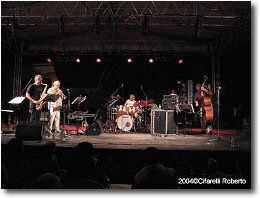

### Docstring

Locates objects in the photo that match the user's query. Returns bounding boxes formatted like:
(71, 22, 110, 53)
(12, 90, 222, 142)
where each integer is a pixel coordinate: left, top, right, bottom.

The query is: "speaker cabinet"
(86, 120, 103, 136)
(151, 109, 176, 135)
(15, 121, 44, 140)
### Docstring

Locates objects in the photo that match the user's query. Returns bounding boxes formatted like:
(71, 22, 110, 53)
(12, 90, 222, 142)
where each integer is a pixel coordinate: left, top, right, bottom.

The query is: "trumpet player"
(26, 74, 45, 121)
(47, 81, 65, 137)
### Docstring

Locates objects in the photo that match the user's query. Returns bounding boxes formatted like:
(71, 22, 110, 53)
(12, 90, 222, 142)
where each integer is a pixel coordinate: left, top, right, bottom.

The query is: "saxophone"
(36, 83, 48, 110)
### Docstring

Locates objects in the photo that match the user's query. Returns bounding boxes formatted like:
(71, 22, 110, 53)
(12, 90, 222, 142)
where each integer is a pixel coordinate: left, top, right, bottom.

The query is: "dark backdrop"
(1, 42, 251, 123)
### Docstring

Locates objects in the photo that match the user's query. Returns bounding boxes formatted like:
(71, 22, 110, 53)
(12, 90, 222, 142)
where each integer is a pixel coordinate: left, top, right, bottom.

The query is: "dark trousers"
(30, 108, 41, 122)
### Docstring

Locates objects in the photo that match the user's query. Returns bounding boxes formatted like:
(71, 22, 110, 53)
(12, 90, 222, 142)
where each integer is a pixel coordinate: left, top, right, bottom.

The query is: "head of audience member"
(31, 173, 62, 189)
(74, 142, 96, 166)
(7, 138, 24, 161)
(205, 158, 219, 175)
(143, 147, 160, 165)
(40, 141, 57, 161)
(1, 165, 9, 188)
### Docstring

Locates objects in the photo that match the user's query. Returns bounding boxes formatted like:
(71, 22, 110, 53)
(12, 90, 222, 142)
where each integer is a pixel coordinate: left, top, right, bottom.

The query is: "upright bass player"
(194, 75, 214, 135)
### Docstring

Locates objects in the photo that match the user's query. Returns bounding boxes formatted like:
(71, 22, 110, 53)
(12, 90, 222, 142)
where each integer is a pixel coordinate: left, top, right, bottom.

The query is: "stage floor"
(1, 129, 250, 151)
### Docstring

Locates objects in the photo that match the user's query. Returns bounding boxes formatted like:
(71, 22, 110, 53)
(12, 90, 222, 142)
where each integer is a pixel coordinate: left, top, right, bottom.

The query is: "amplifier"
(162, 99, 176, 110)
(162, 95, 178, 110)
(151, 109, 176, 136)
(178, 104, 195, 113)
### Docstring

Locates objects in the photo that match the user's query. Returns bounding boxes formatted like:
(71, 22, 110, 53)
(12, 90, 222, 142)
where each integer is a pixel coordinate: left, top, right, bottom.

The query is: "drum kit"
(105, 96, 154, 132)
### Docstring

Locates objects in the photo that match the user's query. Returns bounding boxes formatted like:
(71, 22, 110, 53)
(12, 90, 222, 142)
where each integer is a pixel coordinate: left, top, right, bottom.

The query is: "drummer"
(124, 94, 136, 108)
(170, 89, 179, 103)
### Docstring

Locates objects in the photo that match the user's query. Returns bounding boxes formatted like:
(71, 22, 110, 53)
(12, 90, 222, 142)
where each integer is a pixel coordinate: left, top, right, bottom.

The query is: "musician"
(194, 83, 213, 134)
(26, 74, 45, 121)
(124, 94, 136, 108)
(170, 89, 179, 104)
(170, 90, 176, 96)
(47, 81, 65, 136)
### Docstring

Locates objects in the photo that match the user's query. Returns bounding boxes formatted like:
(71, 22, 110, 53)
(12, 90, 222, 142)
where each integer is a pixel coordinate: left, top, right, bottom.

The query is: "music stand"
(71, 96, 86, 134)
(42, 94, 59, 102)
(72, 96, 86, 109)
(8, 96, 26, 105)
(7, 97, 27, 128)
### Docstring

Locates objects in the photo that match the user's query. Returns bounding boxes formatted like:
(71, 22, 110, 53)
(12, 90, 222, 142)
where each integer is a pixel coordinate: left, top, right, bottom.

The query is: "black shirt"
(26, 84, 45, 108)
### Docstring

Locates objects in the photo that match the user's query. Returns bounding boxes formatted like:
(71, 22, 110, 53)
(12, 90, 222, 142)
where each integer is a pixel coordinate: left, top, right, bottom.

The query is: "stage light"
(127, 58, 132, 63)
(96, 58, 101, 63)
(149, 58, 154, 63)
(76, 58, 81, 63)
(178, 59, 183, 64)
(47, 58, 52, 63)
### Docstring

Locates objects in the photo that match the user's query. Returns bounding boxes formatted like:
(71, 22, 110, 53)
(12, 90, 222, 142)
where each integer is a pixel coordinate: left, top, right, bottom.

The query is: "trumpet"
(58, 89, 67, 99)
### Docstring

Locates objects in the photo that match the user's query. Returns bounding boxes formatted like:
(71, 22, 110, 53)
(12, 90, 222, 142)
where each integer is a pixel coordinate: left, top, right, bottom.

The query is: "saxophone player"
(47, 81, 65, 137)
(26, 74, 46, 121)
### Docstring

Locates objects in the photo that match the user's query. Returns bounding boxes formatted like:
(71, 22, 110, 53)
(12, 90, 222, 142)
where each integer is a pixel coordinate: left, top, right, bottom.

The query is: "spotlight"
(76, 58, 81, 63)
(96, 58, 101, 63)
(47, 58, 52, 63)
(127, 58, 132, 63)
(178, 59, 183, 64)
(149, 58, 154, 63)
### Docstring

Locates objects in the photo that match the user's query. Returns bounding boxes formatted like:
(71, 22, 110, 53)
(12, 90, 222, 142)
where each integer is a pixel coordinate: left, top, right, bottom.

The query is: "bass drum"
(117, 114, 133, 132)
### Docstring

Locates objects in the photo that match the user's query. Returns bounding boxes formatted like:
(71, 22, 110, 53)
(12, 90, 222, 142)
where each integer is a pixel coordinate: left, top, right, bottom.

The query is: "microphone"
(141, 85, 143, 91)
(121, 83, 124, 88)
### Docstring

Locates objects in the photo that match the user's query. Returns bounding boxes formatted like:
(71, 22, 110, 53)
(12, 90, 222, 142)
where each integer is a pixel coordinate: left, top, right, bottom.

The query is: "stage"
(1, 128, 250, 152)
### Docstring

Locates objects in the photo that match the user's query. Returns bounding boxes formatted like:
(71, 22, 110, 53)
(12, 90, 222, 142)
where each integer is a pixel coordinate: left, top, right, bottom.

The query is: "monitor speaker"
(15, 121, 45, 140)
(86, 120, 103, 136)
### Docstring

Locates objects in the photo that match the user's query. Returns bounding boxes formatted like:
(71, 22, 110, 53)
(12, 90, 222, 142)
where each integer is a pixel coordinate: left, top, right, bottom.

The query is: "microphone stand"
(20, 78, 33, 96)
(208, 84, 221, 145)
(13, 77, 32, 124)
(110, 83, 123, 99)
(216, 85, 221, 140)
(141, 86, 148, 132)
(67, 89, 71, 135)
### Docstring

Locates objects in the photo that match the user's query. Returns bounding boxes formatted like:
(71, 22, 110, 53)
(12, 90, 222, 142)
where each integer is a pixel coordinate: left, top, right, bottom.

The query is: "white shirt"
(125, 99, 136, 108)
(47, 87, 62, 110)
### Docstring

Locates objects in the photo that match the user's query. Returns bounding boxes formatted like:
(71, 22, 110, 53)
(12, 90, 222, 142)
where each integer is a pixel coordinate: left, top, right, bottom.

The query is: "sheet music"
(8, 97, 26, 104)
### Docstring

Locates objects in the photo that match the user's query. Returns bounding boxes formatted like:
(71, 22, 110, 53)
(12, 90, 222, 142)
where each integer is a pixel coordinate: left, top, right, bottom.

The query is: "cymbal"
(148, 99, 155, 104)
(134, 100, 147, 107)
(133, 101, 141, 107)
(112, 96, 123, 99)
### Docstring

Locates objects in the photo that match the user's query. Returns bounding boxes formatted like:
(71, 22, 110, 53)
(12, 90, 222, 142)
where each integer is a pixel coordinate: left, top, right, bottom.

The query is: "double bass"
(200, 76, 214, 123)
